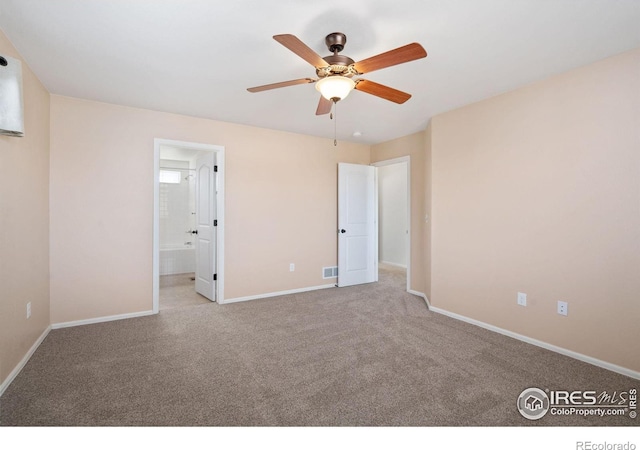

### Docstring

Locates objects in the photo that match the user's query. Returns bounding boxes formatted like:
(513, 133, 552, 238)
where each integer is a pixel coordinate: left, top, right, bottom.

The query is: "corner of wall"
(423, 122, 432, 301)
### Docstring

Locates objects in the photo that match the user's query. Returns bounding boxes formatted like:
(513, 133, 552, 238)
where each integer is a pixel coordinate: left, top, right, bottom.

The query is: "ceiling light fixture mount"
(325, 32, 347, 53)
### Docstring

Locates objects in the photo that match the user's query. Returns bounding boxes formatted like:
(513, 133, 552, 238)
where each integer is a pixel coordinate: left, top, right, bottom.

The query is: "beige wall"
(0, 32, 50, 385)
(371, 131, 427, 296)
(431, 49, 640, 371)
(50, 95, 370, 323)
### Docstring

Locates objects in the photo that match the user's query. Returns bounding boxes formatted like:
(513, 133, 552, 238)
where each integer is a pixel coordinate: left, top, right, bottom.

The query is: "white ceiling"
(1, 0, 638, 144)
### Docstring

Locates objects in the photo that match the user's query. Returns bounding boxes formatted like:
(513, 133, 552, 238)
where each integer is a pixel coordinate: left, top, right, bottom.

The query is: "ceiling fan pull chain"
(333, 101, 338, 146)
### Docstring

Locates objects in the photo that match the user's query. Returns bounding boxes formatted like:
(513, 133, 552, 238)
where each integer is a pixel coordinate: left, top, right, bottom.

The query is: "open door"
(195, 152, 217, 301)
(338, 163, 377, 287)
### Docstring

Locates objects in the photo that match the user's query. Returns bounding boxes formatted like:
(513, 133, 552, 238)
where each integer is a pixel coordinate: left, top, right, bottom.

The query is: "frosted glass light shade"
(315, 76, 356, 101)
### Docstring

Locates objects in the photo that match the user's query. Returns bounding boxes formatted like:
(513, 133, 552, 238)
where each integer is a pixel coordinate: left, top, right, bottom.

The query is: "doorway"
(153, 139, 225, 313)
(373, 157, 410, 292)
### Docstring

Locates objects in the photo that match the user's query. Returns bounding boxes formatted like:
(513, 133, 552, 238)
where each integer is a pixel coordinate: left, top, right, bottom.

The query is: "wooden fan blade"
(316, 96, 332, 115)
(355, 80, 412, 104)
(353, 43, 427, 74)
(247, 78, 315, 93)
(273, 34, 328, 69)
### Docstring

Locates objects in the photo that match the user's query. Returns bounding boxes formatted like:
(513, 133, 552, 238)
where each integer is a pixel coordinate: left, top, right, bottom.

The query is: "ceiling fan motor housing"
(317, 54, 357, 78)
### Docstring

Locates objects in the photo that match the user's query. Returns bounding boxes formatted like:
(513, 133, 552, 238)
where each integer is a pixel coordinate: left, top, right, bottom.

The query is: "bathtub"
(160, 245, 195, 275)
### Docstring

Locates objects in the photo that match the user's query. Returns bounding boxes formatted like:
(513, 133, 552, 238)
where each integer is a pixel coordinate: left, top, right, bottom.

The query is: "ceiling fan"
(247, 33, 427, 115)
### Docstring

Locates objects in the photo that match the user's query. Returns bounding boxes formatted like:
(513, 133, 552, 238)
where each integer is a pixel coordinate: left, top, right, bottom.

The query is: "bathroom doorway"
(152, 139, 225, 313)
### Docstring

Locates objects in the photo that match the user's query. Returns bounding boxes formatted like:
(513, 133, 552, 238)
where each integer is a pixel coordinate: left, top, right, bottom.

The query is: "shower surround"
(159, 159, 196, 275)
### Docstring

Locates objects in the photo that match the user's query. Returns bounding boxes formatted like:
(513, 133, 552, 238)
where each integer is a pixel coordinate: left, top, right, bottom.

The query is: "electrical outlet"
(289, 263, 295, 272)
(517, 292, 527, 307)
(26, 302, 31, 319)
(557, 301, 568, 316)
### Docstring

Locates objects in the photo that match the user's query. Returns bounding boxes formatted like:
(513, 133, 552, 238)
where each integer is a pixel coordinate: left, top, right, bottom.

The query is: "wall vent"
(323, 266, 338, 279)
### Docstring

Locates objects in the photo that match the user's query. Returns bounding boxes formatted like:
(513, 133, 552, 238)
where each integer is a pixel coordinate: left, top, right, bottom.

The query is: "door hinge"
(213, 274, 217, 281)
(214, 165, 218, 172)
(213, 219, 217, 226)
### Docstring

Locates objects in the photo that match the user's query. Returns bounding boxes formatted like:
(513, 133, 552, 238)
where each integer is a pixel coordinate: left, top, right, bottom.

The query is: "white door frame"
(153, 138, 225, 313)
(372, 156, 411, 292)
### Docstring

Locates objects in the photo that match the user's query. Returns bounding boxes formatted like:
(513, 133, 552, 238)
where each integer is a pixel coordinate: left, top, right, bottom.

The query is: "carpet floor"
(1, 267, 636, 426)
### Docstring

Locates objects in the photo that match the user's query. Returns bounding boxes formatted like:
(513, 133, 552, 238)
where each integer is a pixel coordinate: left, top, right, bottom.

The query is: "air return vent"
(323, 266, 338, 279)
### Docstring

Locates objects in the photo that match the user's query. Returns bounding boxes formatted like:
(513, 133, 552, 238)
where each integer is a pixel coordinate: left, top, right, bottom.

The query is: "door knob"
(340, 229, 346, 233)
(191, 230, 198, 234)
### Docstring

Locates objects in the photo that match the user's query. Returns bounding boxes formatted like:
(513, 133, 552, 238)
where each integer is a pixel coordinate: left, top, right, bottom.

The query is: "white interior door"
(338, 163, 377, 287)
(195, 152, 216, 301)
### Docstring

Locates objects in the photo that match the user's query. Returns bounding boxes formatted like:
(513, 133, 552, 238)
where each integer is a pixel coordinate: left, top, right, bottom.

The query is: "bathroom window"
(159, 170, 181, 184)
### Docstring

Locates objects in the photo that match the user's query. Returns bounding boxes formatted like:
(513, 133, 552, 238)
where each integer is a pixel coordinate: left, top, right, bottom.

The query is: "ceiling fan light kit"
(315, 76, 356, 102)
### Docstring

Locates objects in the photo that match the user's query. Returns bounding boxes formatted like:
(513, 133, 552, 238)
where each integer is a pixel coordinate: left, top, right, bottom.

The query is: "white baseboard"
(0, 325, 51, 397)
(51, 310, 156, 329)
(430, 306, 640, 380)
(408, 289, 431, 308)
(223, 284, 335, 304)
